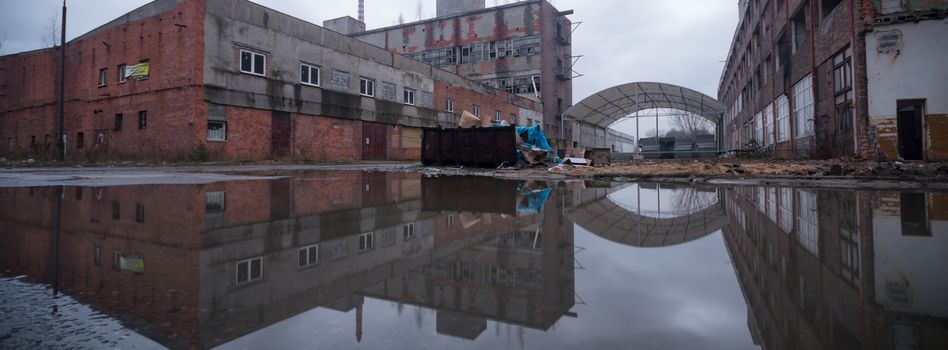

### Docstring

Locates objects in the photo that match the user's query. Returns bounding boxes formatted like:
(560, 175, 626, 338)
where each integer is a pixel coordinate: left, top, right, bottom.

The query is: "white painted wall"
(866, 19, 948, 118)
(873, 217, 948, 318)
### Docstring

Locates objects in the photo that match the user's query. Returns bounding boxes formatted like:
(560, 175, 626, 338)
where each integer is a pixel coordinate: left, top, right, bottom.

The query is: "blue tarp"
(517, 188, 552, 214)
(515, 126, 562, 164)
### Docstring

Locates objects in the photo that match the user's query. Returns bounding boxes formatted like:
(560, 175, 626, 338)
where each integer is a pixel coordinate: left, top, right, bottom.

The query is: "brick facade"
(0, 0, 538, 162)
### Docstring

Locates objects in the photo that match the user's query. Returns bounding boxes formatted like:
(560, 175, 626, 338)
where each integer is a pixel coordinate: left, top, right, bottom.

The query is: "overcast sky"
(0, 0, 737, 136)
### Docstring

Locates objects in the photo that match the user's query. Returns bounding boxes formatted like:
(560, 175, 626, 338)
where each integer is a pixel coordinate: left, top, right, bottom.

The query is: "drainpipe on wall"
(849, 0, 860, 156)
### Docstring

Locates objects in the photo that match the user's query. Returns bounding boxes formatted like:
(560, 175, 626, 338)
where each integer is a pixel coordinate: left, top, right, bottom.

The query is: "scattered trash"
(23, 159, 34, 164)
(458, 111, 481, 129)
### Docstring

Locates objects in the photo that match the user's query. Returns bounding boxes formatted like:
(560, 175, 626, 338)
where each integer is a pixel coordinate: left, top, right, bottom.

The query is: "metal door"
(362, 123, 387, 161)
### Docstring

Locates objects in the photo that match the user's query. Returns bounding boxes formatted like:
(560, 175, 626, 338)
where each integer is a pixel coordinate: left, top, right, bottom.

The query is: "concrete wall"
(437, 0, 486, 17)
(866, 19, 948, 160)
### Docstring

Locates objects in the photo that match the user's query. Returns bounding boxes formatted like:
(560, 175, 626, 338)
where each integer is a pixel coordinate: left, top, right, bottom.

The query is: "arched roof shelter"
(564, 82, 725, 128)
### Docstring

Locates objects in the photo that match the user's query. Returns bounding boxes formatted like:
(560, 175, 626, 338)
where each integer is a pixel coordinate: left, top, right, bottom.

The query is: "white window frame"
(792, 75, 814, 138)
(403, 223, 415, 240)
(779, 187, 793, 233)
(236, 256, 263, 285)
(797, 190, 819, 257)
(446, 214, 454, 227)
(118, 64, 127, 83)
(494, 110, 502, 121)
(98, 68, 108, 87)
(755, 111, 763, 143)
(300, 63, 320, 87)
(764, 102, 775, 146)
(358, 232, 374, 252)
(473, 105, 481, 117)
(299, 244, 319, 268)
(403, 88, 416, 106)
(446, 99, 454, 112)
(206, 191, 226, 213)
(776, 94, 791, 142)
(359, 78, 375, 97)
(208, 121, 227, 142)
(239, 49, 266, 77)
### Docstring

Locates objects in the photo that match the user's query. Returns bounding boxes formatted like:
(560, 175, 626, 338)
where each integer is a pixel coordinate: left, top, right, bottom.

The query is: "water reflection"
(0, 175, 946, 349)
(721, 187, 948, 350)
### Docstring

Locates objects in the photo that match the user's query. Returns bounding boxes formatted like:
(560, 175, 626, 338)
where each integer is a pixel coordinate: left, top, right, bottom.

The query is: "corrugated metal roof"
(565, 82, 725, 128)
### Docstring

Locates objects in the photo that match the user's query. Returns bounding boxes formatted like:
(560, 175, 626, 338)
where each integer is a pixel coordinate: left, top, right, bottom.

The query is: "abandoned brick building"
(718, 0, 948, 160)
(0, 0, 547, 161)
(339, 0, 576, 144)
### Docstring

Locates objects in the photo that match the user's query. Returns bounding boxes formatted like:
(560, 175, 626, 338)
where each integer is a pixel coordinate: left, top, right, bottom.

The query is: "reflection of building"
(0, 174, 576, 348)
(721, 187, 948, 350)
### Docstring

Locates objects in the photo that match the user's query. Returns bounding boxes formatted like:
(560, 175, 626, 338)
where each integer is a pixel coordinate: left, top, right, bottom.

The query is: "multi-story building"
(718, 0, 948, 160)
(0, 0, 540, 161)
(341, 0, 575, 145)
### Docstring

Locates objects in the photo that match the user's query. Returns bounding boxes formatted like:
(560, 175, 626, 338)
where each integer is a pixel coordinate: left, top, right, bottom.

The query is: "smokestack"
(358, 0, 365, 22)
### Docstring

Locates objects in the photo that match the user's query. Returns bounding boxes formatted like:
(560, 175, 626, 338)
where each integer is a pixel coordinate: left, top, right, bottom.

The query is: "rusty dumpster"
(422, 127, 519, 167)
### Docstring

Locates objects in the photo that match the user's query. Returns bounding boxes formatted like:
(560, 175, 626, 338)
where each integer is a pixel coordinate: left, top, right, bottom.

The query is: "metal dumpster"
(422, 127, 519, 167)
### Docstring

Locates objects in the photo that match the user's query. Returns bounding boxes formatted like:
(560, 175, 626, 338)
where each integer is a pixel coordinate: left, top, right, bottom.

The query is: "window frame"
(300, 62, 320, 87)
(98, 68, 108, 87)
(359, 78, 375, 97)
(208, 121, 227, 142)
(403, 223, 415, 241)
(298, 244, 319, 268)
(358, 232, 375, 252)
(239, 49, 267, 77)
(138, 111, 147, 130)
(403, 88, 416, 106)
(235, 256, 264, 285)
(446, 98, 454, 112)
(473, 105, 481, 117)
(118, 64, 127, 83)
(792, 75, 815, 139)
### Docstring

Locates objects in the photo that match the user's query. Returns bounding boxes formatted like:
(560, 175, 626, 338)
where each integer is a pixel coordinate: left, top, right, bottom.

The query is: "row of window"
(97, 60, 150, 87)
(239, 48, 424, 106)
(402, 35, 541, 67)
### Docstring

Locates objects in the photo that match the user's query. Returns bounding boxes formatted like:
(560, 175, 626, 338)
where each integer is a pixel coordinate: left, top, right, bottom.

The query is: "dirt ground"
(549, 159, 948, 179)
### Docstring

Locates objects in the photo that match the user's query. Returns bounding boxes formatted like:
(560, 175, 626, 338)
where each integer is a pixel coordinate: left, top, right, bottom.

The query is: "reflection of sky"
(218, 225, 758, 350)
(607, 184, 718, 219)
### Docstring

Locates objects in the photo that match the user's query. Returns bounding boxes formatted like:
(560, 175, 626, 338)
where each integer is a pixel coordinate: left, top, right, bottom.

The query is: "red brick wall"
(0, 0, 206, 160)
(204, 105, 271, 161)
(292, 115, 362, 162)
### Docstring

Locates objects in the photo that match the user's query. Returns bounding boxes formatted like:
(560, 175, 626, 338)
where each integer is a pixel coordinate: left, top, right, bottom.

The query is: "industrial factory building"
(718, 0, 948, 160)
(0, 0, 548, 161)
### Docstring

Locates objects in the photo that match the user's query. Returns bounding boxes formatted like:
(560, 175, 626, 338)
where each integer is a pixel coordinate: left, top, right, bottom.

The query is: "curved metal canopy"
(564, 82, 725, 128)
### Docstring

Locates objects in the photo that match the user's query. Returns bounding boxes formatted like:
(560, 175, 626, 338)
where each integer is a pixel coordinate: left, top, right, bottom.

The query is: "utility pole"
(56, 0, 67, 161)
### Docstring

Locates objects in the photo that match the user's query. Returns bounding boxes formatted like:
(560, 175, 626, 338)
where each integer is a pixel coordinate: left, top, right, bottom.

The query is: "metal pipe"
(56, 0, 67, 161)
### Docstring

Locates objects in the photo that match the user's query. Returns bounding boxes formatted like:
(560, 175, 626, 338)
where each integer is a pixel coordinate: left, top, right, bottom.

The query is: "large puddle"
(1, 172, 946, 349)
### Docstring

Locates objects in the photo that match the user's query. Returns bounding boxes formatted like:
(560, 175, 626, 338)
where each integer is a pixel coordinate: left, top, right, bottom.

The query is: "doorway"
(897, 100, 925, 160)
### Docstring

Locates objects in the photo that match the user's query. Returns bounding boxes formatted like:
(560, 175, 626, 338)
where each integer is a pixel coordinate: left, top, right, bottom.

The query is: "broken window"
(239, 49, 266, 76)
(114, 114, 123, 131)
(359, 78, 375, 97)
(792, 74, 814, 138)
(98, 68, 108, 87)
(138, 111, 147, 130)
(403, 88, 415, 105)
(300, 63, 320, 86)
(791, 6, 808, 53)
(834, 47, 854, 132)
(236, 257, 263, 285)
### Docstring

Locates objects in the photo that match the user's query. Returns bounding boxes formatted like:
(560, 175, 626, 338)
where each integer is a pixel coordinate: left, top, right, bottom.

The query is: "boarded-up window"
(401, 127, 422, 148)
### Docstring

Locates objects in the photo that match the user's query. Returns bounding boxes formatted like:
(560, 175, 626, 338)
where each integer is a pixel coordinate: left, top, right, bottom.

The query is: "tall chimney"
(358, 0, 365, 22)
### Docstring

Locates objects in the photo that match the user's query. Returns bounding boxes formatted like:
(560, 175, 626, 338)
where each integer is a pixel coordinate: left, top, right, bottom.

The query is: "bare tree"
(397, 13, 405, 24)
(42, 11, 61, 48)
(671, 113, 713, 140)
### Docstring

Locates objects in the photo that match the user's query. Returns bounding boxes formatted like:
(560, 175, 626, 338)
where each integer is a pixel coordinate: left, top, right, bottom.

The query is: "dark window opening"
(897, 100, 926, 160)
(77, 132, 84, 149)
(135, 203, 145, 223)
(900, 193, 930, 236)
(112, 201, 121, 220)
(114, 114, 123, 131)
(75, 187, 83, 201)
(792, 6, 808, 53)
(822, 0, 843, 18)
(138, 111, 147, 129)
